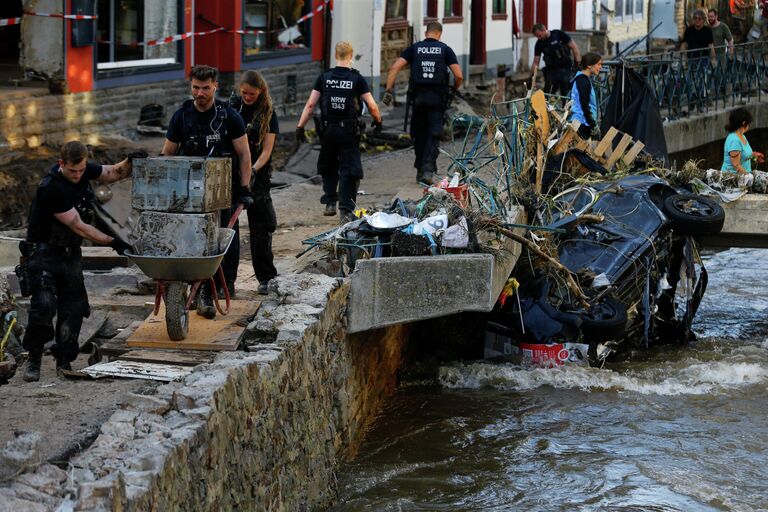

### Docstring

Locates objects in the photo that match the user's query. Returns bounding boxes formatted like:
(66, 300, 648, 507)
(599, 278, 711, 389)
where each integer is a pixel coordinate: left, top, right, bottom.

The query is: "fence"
(598, 40, 768, 120)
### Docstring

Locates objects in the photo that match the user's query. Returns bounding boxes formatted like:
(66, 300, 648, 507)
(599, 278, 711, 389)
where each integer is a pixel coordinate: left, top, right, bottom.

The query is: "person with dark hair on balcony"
(569, 53, 603, 140)
(708, 9, 734, 60)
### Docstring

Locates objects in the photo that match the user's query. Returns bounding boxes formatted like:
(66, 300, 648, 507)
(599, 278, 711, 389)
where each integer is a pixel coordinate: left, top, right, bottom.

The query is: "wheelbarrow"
(125, 204, 245, 341)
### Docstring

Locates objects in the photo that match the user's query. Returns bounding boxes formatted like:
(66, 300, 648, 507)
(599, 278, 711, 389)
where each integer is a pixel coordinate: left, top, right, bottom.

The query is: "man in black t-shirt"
(21, 141, 137, 382)
(162, 65, 252, 318)
(383, 22, 463, 184)
(297, 41, 382, 222)
(531, 24, 581, 97)
(681, 9, 716, 62)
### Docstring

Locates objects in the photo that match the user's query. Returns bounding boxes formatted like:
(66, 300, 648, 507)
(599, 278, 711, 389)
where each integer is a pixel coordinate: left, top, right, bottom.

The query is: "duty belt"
(23, 241, 81, 258)
(323, 119, 355, 128)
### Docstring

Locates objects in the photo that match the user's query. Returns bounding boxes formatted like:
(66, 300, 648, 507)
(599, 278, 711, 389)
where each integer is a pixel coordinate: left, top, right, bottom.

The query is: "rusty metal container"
(132, 157, 231, 213)
(133, 211, 219, 257)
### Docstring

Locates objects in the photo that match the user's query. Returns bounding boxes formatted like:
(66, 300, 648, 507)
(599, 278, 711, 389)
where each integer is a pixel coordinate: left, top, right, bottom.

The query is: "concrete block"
(347, 207, 526, 333)
(134, 211, 218, 257)
(132, 157, 231, 213)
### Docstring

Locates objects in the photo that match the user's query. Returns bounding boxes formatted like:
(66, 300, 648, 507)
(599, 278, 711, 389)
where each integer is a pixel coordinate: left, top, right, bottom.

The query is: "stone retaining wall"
(0, 273, 410, 510)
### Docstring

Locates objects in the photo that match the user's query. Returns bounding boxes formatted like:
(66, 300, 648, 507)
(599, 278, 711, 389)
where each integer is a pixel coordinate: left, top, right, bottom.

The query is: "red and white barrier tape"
(0, 11, 98, 26)
(144, 26, 224, 47)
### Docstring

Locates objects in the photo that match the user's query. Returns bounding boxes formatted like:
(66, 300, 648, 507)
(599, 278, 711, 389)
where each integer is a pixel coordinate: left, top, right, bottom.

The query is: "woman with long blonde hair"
(231, 69, 278, 295)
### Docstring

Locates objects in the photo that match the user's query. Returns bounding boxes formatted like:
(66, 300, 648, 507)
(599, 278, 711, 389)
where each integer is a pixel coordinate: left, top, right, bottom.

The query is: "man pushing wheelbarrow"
(127, 155, 252, 341)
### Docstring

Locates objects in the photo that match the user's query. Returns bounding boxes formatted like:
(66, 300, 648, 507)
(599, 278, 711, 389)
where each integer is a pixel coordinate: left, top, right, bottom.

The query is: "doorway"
(0, 0, 23, 83)
(470, 0, 486, 66)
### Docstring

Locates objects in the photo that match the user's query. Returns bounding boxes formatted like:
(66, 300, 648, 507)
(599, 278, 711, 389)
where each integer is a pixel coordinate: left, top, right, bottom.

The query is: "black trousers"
(317, 123, 362, 213)
(544, 67, 573, 97)
(247, 171, 277, 284)
(411, 92, 446, 177)
(22, 248, 89, 363)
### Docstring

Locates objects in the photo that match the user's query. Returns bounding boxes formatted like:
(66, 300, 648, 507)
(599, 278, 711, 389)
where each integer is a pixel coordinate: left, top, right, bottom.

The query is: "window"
(493, 0, 506, 15)
(424, 0, 438, 19)
(387, 0, 408, 20)
(615, 0, 643, 23)
(445, 0, 462, 18)
(243, 0, 312, 57)
(97, 0, 181, 70)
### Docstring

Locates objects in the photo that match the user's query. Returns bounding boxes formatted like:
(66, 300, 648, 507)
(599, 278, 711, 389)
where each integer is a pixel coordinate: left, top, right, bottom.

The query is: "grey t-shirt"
(710, 23, 732, 50)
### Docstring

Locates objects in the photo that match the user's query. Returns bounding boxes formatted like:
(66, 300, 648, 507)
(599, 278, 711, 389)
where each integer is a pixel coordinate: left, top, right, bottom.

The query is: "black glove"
(295, 127, 307, 144)
(127, 149, 149, 161)
(108, 238, 133, 256)
(372, 120, 383, 134)
(382, 89, 394, 107)
(234, 184, 254, 208)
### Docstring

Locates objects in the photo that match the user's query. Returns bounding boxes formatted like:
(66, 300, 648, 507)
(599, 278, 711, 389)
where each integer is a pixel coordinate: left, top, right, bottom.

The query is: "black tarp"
(601, 65, 669, 164)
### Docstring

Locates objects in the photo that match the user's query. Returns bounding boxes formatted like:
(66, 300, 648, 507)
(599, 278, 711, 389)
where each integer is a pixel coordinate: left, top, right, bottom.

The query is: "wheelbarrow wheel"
(164, 282, 189, 341)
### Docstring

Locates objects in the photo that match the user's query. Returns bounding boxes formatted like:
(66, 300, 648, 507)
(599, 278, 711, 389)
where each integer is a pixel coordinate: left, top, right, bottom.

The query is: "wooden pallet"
(125, 300, 258, 351)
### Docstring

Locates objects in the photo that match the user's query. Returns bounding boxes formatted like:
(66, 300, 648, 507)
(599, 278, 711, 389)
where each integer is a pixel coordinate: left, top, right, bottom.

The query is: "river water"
(332, 248, 768, 511)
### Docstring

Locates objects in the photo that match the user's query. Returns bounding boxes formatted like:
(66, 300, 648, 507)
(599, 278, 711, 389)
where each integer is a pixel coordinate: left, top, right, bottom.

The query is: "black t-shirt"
(166, 100, 246, 158)
(312, 68, 371, 96)
(534, 29, 573, 69)
(401, 38, 459, 95)
(401, 39, 459, 66)
(235, 102, 280, 166)
(683, 26, 714, 59)
(27, 162, 102, 243)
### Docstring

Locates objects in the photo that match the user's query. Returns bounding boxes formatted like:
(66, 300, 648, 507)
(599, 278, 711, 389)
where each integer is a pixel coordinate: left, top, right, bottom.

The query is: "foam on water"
(438, 358, 768, 395)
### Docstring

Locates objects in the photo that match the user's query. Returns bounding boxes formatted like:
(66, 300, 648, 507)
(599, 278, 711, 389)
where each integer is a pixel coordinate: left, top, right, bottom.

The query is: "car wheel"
(662, 194, 725, 235)
(581, 296, 628, 341)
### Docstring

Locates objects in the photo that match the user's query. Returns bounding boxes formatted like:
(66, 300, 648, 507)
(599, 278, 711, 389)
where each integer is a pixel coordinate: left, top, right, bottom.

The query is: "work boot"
(339, 210, 356, 225)
(196, 284, 216, 319)
(56, 360, 72, 377)
(23, 353, 41, 382)
(257, 280, 269, 296)
(323, 203, 337, 216)
(417, 172, 438, 186)
(217, 280, 235, 299)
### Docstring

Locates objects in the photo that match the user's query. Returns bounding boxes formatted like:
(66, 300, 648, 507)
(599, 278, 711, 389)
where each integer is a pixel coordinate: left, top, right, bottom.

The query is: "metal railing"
(597, 41, 768, 120)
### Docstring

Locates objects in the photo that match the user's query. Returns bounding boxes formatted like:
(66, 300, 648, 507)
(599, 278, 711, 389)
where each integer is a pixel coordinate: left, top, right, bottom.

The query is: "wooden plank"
(119, 349, 214, 366)
(126, 300, 258, 351)
(604, 134, 633, 170)
(535, 142, 544, 194)
(99, 321, 143, 361)
(592, 127, 619, 158)
(81, 360, 193, 382)
(551, 124, 577, 155)
(621, 141, 645, 167)
(530, 89, 550, 141)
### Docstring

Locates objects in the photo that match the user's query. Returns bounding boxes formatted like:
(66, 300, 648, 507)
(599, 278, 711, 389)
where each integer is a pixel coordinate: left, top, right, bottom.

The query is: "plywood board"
(81, 360, 193, 382)
(530, 90, 550, 140)
(126, 300, 258, 351)
(119, 349, 215, 366)
(593, 127, 618, 158)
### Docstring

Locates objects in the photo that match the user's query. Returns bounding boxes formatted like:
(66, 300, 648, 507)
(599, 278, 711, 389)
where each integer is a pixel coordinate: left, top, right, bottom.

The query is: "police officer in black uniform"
(531, 23, 582, 97)
(20, 141, 137, 382)
(296, 41, 382, 222)
(162, 65, 252, 318)
(383, 22, 463, 185)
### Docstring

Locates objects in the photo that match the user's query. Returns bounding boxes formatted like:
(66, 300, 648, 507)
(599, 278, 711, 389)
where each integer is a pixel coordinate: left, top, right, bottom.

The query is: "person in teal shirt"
(721, 107, 764, 175)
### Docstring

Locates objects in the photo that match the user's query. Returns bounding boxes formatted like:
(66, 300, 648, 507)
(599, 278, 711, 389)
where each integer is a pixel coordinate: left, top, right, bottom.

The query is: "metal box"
(132, 157, 231, 213)
(133, 211, 219, 257)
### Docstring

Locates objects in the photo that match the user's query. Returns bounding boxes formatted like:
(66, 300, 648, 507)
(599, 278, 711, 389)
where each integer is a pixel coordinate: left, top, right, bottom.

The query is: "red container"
(425, 183, 470, 207)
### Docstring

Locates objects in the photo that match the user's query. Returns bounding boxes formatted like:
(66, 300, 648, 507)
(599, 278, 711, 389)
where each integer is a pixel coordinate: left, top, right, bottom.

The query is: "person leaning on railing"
(681, 9, 716, 65)
(721, 107, 765, 188)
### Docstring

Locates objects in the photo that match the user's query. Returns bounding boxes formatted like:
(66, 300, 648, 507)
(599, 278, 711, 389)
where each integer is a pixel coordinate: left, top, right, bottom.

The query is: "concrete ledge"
(702, 193, 768, 248)
(664, 99, 768, 154)
(348, 207, 526, 334)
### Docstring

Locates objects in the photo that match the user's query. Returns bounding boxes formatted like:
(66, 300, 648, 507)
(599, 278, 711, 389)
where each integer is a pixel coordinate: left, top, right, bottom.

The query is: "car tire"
(581, 296, 628, 341)
(662, 194, 725, 235)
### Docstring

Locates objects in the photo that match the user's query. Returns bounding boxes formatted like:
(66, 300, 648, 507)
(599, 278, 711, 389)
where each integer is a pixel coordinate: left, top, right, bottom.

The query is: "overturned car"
(486, 174, 725, 366)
